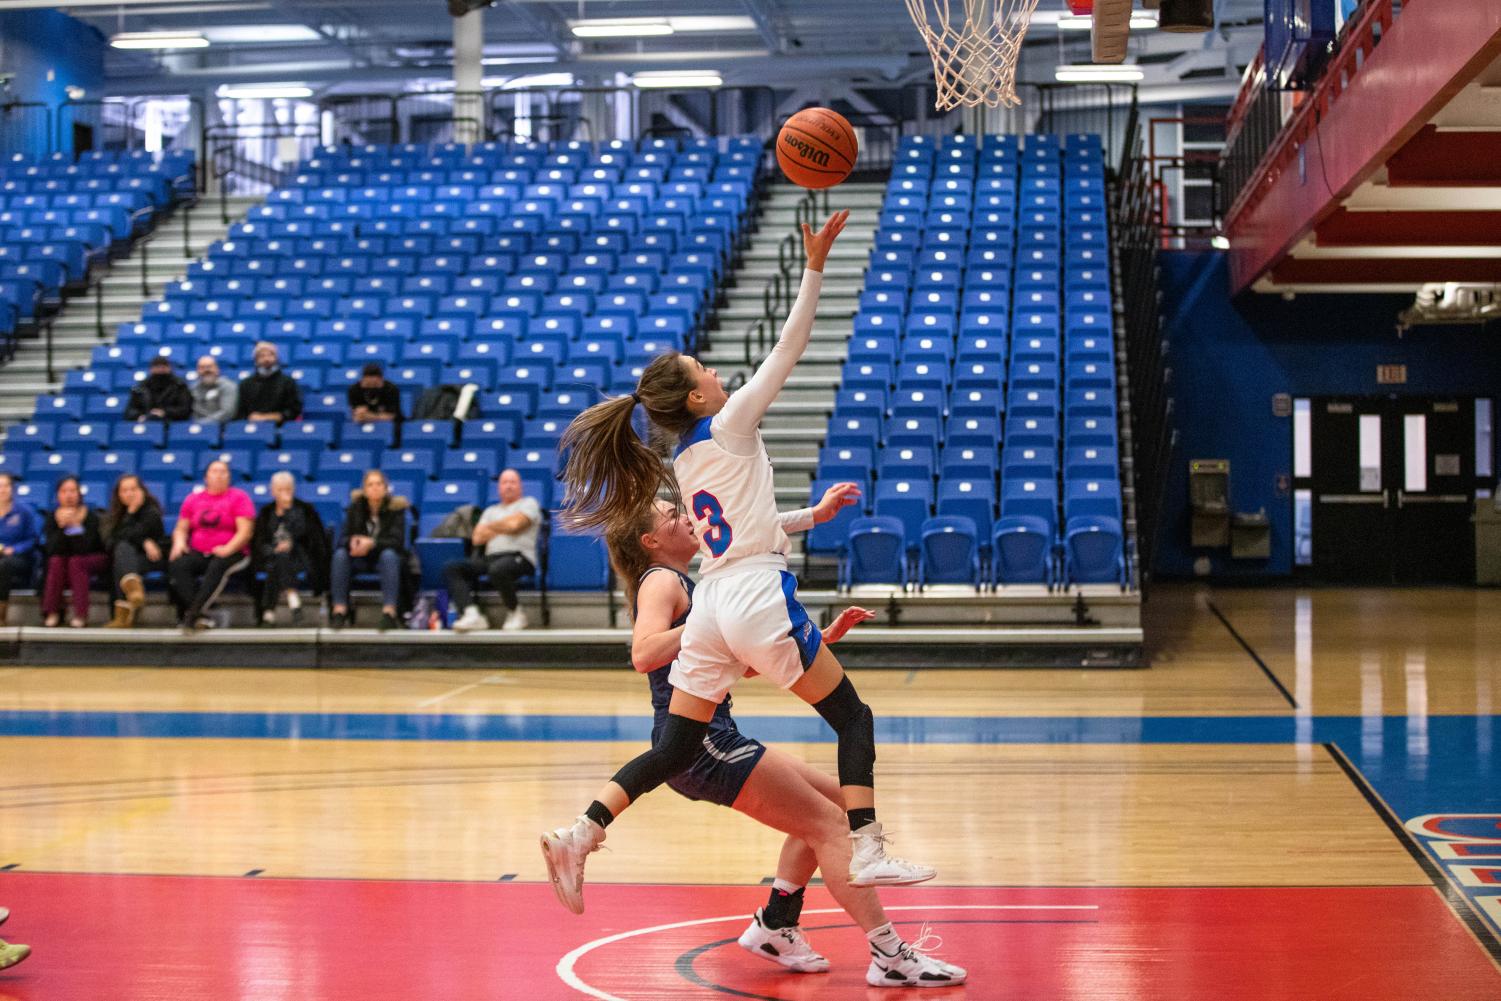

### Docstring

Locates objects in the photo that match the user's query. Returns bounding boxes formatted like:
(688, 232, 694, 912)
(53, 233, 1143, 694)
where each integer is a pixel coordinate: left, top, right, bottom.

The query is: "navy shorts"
(657, 715, 767, 808)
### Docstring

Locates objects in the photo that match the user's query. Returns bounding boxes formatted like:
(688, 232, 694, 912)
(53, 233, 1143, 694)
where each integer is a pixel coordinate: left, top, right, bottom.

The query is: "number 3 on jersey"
(691, 490, 734, 557)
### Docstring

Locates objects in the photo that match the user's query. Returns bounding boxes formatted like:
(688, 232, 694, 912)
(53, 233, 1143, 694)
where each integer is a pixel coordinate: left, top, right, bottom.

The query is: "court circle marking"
(556, 903, 1100, 1000)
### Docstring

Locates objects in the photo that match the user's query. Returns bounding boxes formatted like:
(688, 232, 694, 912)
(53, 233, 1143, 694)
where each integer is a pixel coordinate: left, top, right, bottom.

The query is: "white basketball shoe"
(539, 815, 606, 914)
(849, 822, 936, 886)
(737, 908, 831, 973)
(867, 927, 967, 988)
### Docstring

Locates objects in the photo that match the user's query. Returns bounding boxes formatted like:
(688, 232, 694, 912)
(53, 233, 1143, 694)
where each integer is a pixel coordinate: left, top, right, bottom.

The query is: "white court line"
(415, 672, 512, 709)
(557, 903, 1100, 1001)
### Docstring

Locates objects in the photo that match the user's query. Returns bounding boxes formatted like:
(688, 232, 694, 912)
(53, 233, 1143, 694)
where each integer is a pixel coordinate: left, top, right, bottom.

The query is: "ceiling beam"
(1314, 208, 1501, 247)
(1386, 125, 1501, 187)
(739, 0, 784, 54)
(1270, 257, 1501, 285)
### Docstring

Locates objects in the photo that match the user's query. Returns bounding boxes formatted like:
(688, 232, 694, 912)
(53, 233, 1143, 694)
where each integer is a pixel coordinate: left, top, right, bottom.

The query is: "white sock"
(771, 877, 803, 896)
(866, 921, 902, 956)
(465, 605, 481, 617)
(286, 591, 301, 610)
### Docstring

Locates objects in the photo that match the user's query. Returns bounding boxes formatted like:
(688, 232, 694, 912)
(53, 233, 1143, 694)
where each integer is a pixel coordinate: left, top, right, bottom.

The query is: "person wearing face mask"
(235, 342, 303, 424)
(41, 476, 107, 628)
(191, 355, 239, 424)
(0, 473, 43, 625)
(123, 354, 192, 422)
(251, 471, 330, 627)
(168, 460, 255, 631)
(445, 469, 542, 633)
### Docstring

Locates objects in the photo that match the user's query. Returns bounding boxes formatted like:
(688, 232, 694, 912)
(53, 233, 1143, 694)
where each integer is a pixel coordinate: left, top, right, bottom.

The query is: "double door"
(1304, 396, 1477, 583)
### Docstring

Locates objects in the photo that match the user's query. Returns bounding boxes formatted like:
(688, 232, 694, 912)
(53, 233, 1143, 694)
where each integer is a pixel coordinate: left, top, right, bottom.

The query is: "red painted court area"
(0, 873, 1497, 1000)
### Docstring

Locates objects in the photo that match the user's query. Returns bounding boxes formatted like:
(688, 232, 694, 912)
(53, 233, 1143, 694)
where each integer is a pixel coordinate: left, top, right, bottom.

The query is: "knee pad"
(812, 676, 875, 787)
(611, 713, 708, 802)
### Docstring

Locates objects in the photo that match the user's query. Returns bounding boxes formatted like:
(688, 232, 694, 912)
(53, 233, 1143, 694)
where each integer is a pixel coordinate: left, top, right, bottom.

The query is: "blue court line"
(0, 708, 1494, 752)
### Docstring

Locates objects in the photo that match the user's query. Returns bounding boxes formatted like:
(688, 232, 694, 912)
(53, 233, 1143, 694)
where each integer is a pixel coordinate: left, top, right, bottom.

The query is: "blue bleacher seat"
(918, 515, 981, 587)
(839, 516, 908, 589)
(1064, 515, 1125, 586)
(993, 516, 1055, 587)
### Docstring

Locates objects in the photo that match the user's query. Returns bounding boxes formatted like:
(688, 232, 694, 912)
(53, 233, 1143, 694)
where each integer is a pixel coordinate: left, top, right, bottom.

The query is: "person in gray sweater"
(191, 356, 238, 423)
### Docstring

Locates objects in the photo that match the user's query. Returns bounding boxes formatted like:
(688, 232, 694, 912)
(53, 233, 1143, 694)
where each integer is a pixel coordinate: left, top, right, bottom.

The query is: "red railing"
(1220, 0, 1403, 228)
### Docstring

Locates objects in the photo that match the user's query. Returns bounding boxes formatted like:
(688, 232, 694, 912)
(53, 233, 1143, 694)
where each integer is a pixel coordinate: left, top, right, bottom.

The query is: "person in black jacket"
(41, 476, 107, 628)
(235, 342, 302, 423)
(328, 469, 408, 631)
(251, 471, 330, 626)
(124, 354, 192, 422)
(103, 474, 167, 629)
(347, 362, 403, 424)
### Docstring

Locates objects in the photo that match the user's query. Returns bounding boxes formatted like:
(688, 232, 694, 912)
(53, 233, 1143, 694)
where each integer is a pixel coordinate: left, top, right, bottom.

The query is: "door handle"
(1397, 493, 1470, 505)
(1318, 494, 1386, 504)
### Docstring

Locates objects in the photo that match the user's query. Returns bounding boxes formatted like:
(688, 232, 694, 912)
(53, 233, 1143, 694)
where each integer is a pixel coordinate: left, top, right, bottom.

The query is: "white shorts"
(670, 568, 823, 704)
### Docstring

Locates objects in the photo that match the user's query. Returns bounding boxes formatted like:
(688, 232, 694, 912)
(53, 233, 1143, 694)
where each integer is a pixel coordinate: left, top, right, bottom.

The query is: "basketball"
(776, 107, 858, 189)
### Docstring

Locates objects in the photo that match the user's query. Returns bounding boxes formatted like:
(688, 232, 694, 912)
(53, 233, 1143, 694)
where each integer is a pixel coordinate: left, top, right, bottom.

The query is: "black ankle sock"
(847, 807, 877, 831)
(584, 801, 614, 829)
(762, 886, 805, 930)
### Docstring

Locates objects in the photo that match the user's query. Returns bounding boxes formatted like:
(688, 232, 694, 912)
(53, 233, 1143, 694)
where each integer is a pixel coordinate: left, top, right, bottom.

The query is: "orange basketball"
(776, 108, 858, 189)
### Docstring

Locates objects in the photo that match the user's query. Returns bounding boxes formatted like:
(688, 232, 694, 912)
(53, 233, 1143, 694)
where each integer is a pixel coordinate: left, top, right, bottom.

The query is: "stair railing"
(744, 186, 828, 367)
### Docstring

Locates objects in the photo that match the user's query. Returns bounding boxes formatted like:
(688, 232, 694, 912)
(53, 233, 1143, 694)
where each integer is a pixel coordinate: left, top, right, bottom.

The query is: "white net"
(905, 0, 1043, 110)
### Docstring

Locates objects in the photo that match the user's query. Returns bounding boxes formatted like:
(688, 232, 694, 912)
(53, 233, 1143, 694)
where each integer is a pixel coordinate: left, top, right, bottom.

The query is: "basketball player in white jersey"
(542, 211, 936, 922)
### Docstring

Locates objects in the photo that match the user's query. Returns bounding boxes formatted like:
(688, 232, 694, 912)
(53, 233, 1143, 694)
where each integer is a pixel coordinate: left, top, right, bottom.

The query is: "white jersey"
(670, 268, 823, 581)
(674, 417, 789, 578)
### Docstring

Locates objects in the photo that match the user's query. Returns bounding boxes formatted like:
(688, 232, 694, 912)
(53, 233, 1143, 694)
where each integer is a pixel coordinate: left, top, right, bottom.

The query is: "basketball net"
(906, 0, 1042, 110)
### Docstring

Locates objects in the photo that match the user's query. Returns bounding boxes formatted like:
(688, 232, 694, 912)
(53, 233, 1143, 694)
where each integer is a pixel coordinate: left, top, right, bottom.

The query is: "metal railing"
(1111, 100, 1174, 588)
(742, 186, 829, 368)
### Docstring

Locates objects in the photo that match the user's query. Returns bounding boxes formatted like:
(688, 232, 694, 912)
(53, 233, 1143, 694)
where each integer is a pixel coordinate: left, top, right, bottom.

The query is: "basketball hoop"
(906, 0, 1043, 110)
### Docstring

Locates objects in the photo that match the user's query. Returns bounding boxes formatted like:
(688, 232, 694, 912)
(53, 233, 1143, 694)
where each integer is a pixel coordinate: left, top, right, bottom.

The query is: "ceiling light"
(500, 72, 575, 90)
(110, 32, 209, 49)
(631, 71, 723, 89)
(571, 18, 674, 38)
(662, 17, 758, 33)
(200, 25, 322, 44)
(480, 55, 556, 66)
(1055, 64, 1145, 82)
(1058, 12, 1159, 29)
(218, 84, 313, 100)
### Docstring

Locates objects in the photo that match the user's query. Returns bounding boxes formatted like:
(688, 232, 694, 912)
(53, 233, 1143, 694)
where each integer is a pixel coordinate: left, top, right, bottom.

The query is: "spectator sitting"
(124, 354, 192, 422)
(235, 342, 302, 424)
(0, 473, 43, 625)
(41, 476, 107, 628)
(168, 459, 254, 631)
(102, 474, 167, 630)
(329, 469, 409, 632)
(446, 469, 541, 633)
(348, 362, 402, 424)
(251, 472, 330, 627)
(191, 355, 239, 424)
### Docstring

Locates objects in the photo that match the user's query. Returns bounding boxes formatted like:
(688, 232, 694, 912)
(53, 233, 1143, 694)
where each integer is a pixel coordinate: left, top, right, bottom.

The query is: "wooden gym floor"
(0, 583, 1498, 999)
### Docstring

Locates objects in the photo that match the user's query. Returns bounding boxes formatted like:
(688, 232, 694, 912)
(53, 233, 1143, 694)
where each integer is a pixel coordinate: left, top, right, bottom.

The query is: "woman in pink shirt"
(168, 459, 254, 631)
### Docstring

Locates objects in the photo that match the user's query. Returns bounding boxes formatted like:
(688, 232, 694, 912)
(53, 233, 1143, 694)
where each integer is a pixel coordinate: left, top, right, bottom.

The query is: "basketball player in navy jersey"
(607, 494, 965, 987)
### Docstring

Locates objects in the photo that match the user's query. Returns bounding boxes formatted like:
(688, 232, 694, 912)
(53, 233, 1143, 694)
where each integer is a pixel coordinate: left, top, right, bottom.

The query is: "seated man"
(124, 354, 192, 422)
(445, 469, 541, 632)
(235, 342, 302, 424)
(191, 355, 238, 423)
(347, 363, 402, 424)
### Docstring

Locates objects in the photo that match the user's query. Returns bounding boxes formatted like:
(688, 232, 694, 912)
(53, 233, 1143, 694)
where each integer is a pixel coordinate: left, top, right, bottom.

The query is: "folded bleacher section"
(1, 137, 763, 596)
(0, 148, 196, 344)
(810, 132, 1131, 591)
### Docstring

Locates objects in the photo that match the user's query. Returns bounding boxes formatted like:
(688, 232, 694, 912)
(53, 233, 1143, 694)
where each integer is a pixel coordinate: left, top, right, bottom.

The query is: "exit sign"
(1377, 364, 1407, 384)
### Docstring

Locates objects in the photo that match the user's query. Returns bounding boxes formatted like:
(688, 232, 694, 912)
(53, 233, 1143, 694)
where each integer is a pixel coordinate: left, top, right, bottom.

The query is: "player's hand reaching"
(811, 481, 861, 525)
(824, 606, 876, 644)
(801, 209, 849, 273)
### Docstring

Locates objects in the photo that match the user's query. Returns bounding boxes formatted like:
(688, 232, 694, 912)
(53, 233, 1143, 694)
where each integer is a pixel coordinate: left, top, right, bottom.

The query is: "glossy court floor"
(0, 584, 1498, 1000)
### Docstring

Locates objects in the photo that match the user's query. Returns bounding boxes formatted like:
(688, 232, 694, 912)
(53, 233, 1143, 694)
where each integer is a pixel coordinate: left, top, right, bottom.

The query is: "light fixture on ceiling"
(571, 18, 674, 38)
(110, 32, 209, 50)
(1058, 12, 1161, 30)
(1055, 64, 1144, 82)
(501, 72, 576, 90)
(199, 25, 324, 44)
(218, 84, 314, 100)
(631, 70, 723, 89)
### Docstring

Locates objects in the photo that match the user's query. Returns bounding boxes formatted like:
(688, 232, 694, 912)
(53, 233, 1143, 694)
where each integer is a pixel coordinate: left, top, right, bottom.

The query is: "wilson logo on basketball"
(782, 134, 830, 168)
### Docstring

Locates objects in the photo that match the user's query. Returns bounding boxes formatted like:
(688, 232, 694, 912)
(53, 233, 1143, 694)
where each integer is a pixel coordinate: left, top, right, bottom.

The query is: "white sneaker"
(867, 929, 967, 988)
(452, 605, 489, 633)
(502, 607, 527, 631)
(539, 815, 605, 914)
(849, 822, 936, 887)
(737, 908, 830, 973)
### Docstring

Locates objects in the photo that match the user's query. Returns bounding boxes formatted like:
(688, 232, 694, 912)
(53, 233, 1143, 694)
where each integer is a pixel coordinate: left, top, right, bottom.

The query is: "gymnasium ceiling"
(9, 0, 1265, 102)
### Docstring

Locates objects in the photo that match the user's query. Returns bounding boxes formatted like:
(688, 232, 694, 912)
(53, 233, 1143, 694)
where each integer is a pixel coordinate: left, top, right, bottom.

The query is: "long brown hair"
(558, 352, 699, 535)
(604, 505, 661, 615)
(104, 474, 161, 537)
